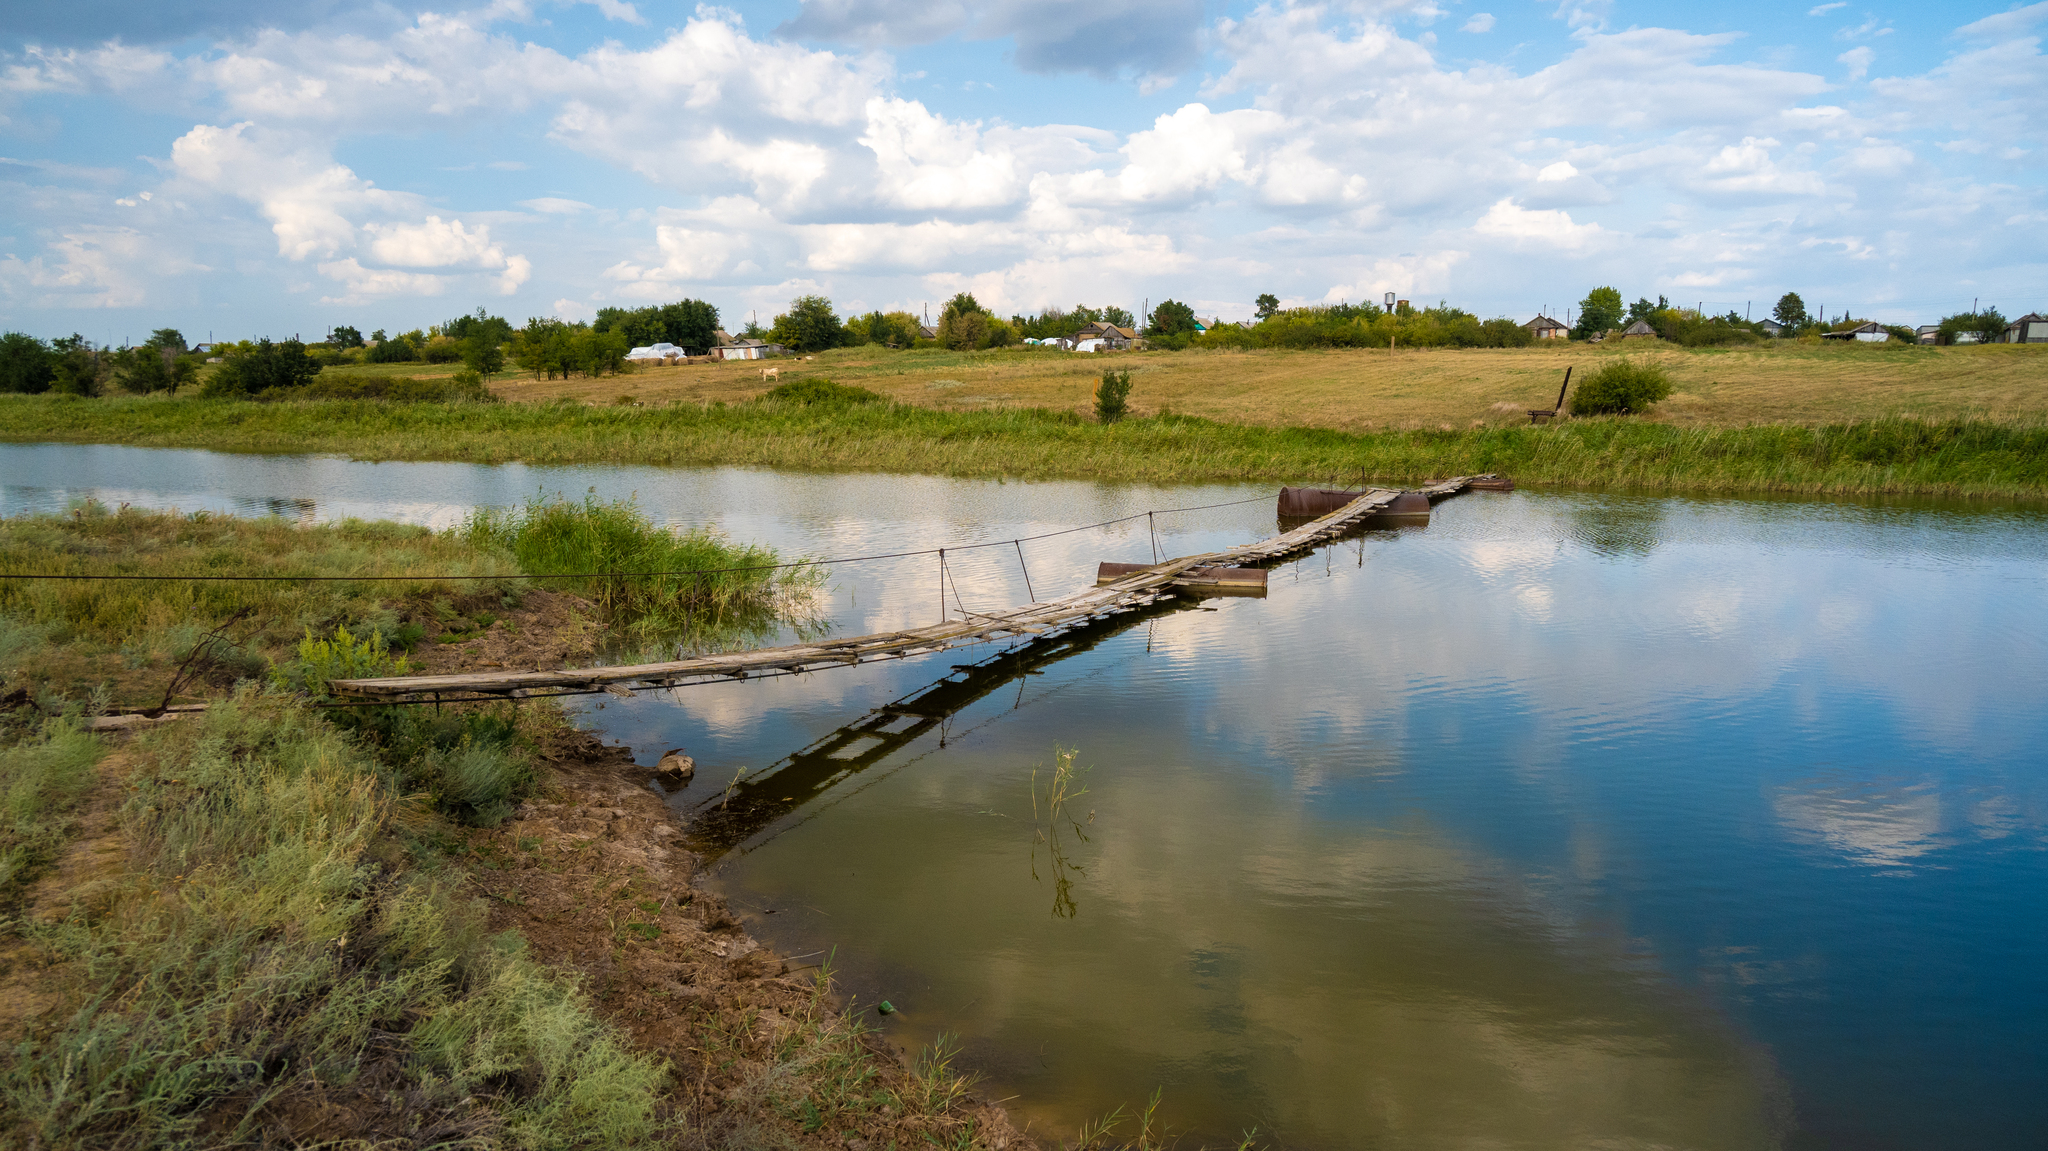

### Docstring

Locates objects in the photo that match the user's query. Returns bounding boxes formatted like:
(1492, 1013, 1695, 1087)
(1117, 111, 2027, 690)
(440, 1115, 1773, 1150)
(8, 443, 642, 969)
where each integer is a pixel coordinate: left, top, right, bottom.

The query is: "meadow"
(472, 339, 2048, 431)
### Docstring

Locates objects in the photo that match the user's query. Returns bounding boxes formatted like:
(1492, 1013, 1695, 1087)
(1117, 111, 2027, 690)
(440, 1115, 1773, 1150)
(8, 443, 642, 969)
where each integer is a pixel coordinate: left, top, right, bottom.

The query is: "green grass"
(0, 715, 103, 908)
(461, 491, 822, 638)
(0, 499, 816, 706)
(1, 690, 672, 1150)
(6, 392, 2048, 498)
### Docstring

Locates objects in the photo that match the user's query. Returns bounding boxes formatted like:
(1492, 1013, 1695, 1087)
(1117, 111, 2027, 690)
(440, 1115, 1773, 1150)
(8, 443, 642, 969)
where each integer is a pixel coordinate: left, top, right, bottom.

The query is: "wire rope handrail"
(0, 494, 1277, 583)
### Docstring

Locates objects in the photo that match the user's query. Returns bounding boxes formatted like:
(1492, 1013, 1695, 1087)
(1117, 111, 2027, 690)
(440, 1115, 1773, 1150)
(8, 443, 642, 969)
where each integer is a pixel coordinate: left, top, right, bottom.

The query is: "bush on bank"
(1569, 360, 1673, 416)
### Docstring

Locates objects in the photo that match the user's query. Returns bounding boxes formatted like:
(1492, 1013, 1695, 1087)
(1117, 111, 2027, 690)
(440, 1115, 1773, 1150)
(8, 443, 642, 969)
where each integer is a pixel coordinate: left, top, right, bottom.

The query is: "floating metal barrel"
(1277, 486, 1370, 517)
(1369, 491, 1431, 524)
(1275, 486, 1431, 525)
(1096, 562, 1268, 597)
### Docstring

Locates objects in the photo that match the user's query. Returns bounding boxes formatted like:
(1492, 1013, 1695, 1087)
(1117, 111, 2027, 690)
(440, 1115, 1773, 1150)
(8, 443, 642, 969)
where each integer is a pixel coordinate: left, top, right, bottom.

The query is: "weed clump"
(462, 491, 820, 635)
(763, 377, 886, 407)
(1569, 359, 1673, 416)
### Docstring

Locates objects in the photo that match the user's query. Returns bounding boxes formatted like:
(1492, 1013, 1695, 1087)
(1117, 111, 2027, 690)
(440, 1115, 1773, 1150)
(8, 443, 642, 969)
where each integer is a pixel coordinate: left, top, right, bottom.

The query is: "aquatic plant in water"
(1031, 746, 1093, 919)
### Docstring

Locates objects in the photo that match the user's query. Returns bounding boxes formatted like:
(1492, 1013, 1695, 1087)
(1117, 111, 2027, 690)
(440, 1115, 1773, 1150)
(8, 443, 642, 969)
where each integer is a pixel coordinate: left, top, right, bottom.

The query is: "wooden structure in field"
(326, 477, 1506, 705)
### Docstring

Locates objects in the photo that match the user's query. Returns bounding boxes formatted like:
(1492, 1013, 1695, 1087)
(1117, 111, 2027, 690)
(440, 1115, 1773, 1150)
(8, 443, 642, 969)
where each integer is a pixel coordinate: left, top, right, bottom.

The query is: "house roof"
(2009, 313, 2047, 325)
(1622, 319, 1657, 336)
(1524, 315, 1567, 330)
(1076, 322, 1136, 338)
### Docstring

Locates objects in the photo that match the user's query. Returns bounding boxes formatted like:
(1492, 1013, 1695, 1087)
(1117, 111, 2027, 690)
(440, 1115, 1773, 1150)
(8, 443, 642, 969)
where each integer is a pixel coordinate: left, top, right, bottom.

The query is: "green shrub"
(270, 623, 412, 698)
(421, 337, 464, 364)
(1569, 359, 1673, 416)
(417, 728, 533, 827)
(762, 377, 885, 406)
(281, 374, 496, 403)
(1095, 369, 1133, 423)
(198, 339, 322, 398)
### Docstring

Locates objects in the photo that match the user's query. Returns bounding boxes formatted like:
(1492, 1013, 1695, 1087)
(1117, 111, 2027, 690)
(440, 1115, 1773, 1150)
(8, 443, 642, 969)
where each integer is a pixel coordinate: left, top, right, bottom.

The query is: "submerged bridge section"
(327, 476, 1506, 705)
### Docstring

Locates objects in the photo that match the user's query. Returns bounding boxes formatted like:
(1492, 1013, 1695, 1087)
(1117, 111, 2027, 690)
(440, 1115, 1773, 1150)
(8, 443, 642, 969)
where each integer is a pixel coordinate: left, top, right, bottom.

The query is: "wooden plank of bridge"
(326, 476, 1500, 702)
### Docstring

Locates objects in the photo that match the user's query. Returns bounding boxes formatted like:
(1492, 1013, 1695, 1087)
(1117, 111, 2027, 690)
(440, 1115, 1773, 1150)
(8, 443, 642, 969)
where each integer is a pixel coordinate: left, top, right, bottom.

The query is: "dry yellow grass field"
(472, 340, 2048, 431)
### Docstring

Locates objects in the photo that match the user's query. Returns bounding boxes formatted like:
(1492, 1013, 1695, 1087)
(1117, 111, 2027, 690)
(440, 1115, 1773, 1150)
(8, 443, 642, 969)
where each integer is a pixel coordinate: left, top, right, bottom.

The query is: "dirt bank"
(463, 721, 1032, 1149)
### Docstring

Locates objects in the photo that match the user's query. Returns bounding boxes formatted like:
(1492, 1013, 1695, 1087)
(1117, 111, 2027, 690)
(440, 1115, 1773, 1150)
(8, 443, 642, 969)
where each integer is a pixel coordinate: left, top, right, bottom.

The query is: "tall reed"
(459, 491, 822, 635)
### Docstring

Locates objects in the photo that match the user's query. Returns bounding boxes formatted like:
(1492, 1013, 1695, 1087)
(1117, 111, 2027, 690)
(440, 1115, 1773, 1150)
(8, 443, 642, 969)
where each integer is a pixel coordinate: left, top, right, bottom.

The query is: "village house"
(1757, 318, 1786, 338)
(1620, 319, 1658, 338)
(1072, 322, 1138, 351)
(1821, 321, 1888, 343)
(708, 329, 785, 360)
(1523, 315, 1568, 340)
(2004, 313, 2048, 343)
(1916, 325, 1941, 344)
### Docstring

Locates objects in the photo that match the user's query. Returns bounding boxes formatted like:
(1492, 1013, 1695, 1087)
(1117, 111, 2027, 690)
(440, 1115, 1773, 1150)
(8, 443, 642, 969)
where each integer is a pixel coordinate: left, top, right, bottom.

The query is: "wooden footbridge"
(327, 476, 1508, 705)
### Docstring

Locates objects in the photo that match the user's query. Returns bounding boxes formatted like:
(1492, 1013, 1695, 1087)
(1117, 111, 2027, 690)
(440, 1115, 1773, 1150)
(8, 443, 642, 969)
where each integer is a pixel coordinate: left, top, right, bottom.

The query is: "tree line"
(1569, 288, 2024, 346)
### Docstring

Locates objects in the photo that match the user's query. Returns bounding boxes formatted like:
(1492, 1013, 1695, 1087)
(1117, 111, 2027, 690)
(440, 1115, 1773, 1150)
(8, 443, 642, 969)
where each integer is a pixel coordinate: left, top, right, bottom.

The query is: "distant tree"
(849, 310, 922, 348)
(658, 299, 720, 352)
(770, 295, 845, 353)
(0, 332, 54, 394)
(50, 335, 105, 395)
(145, 328, 186, 353)
(1254, 293, 1280, 321)
(1771, 292, 1808, 329)
(941, 292, 983, 321)
(442, 308, 513, 349)
(1101, 306, 1134, 329)
(937, 309, 990, 350)
(740, 318, 768, 340)
(200, 338, 321, 397)
(365, 327, 420, 363)
(1148, 299, 1199, 337)
(1625, 295, 1668, 326)
(1938, 308, 2008, 346)
(328, 325, 365, 349)
(1573, 286, 1624, 339)
(461, 333, 506, 377)
(199, 337, 319, 397)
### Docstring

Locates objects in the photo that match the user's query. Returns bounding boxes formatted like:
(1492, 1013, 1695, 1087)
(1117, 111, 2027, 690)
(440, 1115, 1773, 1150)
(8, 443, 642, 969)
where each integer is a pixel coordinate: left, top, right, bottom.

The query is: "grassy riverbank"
(6, 391, 2047, 498)
(0, 508, 1020, 1150)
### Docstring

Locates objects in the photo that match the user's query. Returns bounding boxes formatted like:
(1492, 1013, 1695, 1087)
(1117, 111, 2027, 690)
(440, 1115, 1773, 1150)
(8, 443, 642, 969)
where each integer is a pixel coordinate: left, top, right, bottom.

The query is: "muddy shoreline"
(485, 722, 1032, 1149)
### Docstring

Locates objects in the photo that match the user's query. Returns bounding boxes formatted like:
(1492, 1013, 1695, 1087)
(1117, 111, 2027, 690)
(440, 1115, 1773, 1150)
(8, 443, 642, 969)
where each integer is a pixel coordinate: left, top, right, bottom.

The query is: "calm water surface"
(6, 442, 2045, 1149)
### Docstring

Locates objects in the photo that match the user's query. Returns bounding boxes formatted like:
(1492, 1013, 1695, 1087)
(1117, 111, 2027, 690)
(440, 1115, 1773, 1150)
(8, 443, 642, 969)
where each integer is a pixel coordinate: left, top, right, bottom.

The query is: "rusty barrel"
(1276, 487, 1430, 525)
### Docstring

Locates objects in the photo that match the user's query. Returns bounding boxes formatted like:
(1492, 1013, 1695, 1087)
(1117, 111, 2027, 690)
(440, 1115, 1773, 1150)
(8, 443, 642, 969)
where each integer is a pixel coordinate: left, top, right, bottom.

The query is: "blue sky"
(2, 0, 2043, 342)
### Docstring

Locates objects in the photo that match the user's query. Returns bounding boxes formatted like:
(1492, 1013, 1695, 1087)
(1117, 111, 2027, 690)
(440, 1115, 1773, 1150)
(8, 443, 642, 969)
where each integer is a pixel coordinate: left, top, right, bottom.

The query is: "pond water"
(6, 442, 2046, 1149)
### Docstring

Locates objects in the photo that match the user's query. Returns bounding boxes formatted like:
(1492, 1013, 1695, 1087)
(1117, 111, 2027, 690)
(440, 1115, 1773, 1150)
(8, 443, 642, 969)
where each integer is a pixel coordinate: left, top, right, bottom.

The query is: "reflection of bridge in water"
(682, 595, 1183, 860)
(683, 474, 1512, 859)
